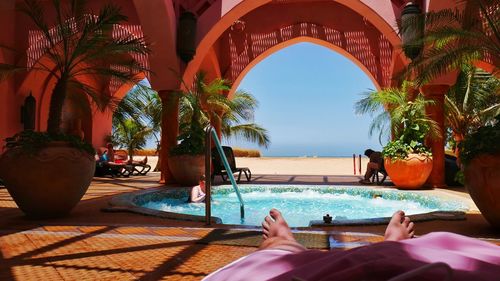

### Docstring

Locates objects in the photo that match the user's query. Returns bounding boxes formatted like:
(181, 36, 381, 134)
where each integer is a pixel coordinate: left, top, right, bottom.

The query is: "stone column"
(158, 90, 179, 184)
(420, 84, 448, 188)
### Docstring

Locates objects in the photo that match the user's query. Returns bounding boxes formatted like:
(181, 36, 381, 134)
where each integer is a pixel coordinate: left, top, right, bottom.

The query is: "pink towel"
(203, 232, 500, 281)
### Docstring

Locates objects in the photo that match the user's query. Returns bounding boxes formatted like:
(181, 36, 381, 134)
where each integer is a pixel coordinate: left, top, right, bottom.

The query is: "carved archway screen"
(227, 22, 393, 87)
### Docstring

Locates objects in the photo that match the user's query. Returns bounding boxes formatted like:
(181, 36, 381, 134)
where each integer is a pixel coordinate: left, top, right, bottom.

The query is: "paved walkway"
(0, 172, 499, 280)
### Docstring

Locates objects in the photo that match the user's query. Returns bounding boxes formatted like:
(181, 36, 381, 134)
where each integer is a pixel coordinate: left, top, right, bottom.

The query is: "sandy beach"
(146, 156, 367, 176)
(236, 157, 367, 176)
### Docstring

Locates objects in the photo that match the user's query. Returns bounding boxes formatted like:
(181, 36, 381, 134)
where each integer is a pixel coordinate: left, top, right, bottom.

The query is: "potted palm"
(444, 65, 500, 160)
(168, 71, 270, 185)
(355, 81, 440, 189)
(401, 0, 499, 86)
(0, 0, 149, 217)
(459, 117, 500, 228)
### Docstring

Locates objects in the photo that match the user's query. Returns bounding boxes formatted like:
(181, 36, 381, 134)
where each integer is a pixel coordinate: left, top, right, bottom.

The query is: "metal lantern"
(177, 11, 197, 63)
(21, 92, 36, 130)
(401, 2, 424, 60)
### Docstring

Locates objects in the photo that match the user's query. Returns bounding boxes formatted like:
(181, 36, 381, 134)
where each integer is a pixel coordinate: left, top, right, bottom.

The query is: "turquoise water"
(141, 185, 468, 227)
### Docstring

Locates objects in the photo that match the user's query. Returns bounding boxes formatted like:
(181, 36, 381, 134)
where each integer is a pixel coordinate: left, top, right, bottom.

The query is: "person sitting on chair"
(190, 175, 206, 203)
(359, 148, 382, 184)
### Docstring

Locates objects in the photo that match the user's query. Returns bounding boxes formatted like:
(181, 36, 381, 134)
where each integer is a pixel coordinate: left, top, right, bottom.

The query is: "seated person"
(95, 144, 129, 177)
(204, 209, 500, 280)
(190, 175, 206, 203)
(359, 148, 383, 184)
(104, 143, 116, 162)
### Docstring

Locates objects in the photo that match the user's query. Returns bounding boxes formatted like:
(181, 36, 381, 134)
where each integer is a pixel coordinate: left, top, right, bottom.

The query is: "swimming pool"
(136, 185, 469, 227)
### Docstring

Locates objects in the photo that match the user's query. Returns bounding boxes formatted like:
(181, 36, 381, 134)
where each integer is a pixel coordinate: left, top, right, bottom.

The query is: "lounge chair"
(211, 146, 251, 183)
(94, 148, 133, 177)
(114, 150, 151, 176)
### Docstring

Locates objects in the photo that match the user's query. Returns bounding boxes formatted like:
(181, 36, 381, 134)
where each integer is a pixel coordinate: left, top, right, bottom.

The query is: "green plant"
(355, 81, 440, 160)
(382, 139, 432, 161)
(112, 119, 153, 161)
(0, 0, 150, 151)
(401, 0, 499, 85)
(171, 71, 270, 156)
(459, 115, 500, 165)
(4, 131, 95, 156)
(445, 65, 500, 148)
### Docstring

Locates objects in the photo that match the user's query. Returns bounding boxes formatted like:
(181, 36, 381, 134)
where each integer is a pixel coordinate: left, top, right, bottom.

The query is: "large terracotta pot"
(384, 154, 433, 189)
(168, 154, 205, 186)
(464, 154, 500, 229)
(0, 142, 95, 218)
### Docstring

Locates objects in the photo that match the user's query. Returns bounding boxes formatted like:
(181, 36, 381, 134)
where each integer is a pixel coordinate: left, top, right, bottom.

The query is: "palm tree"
(175, 71, 270, 155)
(354, 81, 440, 157)
(112, 118, 153, 162)
(0, 0, 150, 134)
(445, 65, 500, 153)
(221, 90, 270, 148)
(114, 83, 162, 169)
(402, 0, 499, 85)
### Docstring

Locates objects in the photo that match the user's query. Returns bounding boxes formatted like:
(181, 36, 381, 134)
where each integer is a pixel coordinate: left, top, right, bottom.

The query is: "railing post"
(358, 154, 362, 175)
(205, 126, 212, 226)
(204, 125, 245, 223)
(353, 154, 356, 175)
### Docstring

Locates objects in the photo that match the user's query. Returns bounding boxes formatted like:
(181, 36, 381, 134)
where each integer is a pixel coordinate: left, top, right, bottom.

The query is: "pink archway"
(229, 37, 383, 98)
(182, 0, 404, 86)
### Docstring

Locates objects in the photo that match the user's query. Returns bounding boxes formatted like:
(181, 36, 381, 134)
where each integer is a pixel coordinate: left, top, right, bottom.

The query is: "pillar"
(421, 84, 448, 188)
(158, 90, 179, 184)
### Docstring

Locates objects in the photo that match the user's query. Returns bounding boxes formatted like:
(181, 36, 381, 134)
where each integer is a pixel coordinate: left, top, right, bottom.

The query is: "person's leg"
(260, 209, 307, 253)
(259, 209, 414, 253)
(360, 162, 379, 183)
(365, 162, 379, 179)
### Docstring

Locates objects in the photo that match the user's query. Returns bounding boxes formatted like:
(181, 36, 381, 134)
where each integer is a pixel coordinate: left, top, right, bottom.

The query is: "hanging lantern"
(401, 2, 424, 60)
(177, 11, 197, 63)
(21, 92, 36, 131)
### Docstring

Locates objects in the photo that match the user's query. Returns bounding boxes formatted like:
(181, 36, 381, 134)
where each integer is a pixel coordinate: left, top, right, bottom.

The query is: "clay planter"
(168, 154, 205, 186)
(464, 154, 500, 229)
(0, 142, 95, 218)
(384, 154, 433, 189)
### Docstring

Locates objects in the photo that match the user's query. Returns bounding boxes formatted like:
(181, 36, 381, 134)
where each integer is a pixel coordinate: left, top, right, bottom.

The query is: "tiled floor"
(0, 172, 499, 280)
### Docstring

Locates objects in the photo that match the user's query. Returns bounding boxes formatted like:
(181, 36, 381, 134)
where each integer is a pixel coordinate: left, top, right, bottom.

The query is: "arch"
(183, 0, 403, 86)
(228, 37, 381, 98)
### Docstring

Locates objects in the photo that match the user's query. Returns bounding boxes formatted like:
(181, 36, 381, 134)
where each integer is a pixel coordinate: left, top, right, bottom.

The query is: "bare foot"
(262, 209, 295, 241)
(260, 209, 306, 252)
(384, 210, 415, 241)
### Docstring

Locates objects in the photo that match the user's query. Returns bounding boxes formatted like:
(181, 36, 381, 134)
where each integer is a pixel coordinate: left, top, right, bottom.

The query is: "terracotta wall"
(0, 0, 21, 147)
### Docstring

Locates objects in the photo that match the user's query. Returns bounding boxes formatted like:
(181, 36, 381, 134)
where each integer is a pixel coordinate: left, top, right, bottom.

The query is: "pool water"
(140, 185, 468, 227)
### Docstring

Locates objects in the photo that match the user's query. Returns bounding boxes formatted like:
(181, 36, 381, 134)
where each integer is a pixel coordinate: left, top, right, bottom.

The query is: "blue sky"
(221, 42, 383, 157)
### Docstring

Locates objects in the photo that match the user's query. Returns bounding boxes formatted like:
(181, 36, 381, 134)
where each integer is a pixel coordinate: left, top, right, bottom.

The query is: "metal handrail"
(204, 125, 245, 225)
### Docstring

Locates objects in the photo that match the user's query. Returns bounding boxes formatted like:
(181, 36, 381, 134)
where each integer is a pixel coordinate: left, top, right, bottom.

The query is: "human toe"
(269, 209, 282, 221)
(407, 222, 415, 233)
(390, 210, 405, 224)
(402, 216, 411, 227)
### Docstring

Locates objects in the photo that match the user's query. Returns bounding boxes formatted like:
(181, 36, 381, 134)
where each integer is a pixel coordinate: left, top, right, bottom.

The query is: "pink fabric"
(203, 232, 500, 281)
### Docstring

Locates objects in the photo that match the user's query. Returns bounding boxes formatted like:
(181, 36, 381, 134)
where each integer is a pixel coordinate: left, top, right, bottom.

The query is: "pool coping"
(106, 185, 471, 227)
